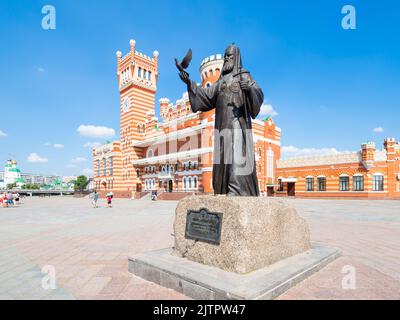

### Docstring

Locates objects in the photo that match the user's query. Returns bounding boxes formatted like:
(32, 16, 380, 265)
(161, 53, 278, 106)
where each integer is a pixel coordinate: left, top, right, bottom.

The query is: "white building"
(2, 160, 24, 188)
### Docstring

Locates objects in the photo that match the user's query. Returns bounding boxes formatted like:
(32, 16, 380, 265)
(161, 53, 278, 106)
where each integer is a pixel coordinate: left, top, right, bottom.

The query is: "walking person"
(92, 190, 99, 208)
(6, 191, 14, 207)
(14, 193, 20, 206)
(106, 192, 113, 208)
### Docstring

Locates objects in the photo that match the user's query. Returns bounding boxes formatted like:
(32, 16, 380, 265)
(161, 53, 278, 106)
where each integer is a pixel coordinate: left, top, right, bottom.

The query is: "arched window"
(183, 177, 187, 190)
(147, 149, 154, 158)
(138, 67, 142, 78)
(194, 176, 198, 189)
(188, 177, 193, 189)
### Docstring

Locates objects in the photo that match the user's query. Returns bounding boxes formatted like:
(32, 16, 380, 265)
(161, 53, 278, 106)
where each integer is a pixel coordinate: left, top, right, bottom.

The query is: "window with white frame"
(353, 175, 364, 191)
(373, 174, 384, 191)
(339, 175, 350, 191)
(306, 177, 314, 192)
(96, 160, 100, 177)
(103, 158, 107, 176)
(109, 157, 113, 176)
(317, 177, 326, 191)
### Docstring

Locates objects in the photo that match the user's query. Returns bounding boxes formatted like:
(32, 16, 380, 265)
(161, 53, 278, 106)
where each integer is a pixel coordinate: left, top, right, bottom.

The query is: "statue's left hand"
(179, 70, 191, 85)
(239, 80, 251, 91)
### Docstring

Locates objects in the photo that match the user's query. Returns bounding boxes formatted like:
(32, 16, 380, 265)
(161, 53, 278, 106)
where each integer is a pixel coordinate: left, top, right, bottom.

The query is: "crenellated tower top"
(116, 39, 159, 93)
(200, 54, 224, 88)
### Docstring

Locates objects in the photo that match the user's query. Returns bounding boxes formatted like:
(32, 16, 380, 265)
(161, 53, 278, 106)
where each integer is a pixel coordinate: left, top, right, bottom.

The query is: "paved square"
(0, 196, 399, 300)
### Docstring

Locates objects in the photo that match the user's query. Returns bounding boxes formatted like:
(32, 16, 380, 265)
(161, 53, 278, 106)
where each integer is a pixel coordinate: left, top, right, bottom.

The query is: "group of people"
(0, 192, 21, 208)
(91, 190, 113, 208)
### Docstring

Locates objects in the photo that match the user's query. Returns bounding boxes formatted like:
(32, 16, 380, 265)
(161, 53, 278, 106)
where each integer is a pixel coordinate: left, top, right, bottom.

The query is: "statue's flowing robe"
(187, 71, 264, 196)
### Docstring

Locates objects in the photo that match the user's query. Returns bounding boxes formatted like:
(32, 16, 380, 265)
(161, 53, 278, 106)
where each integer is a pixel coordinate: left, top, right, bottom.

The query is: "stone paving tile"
(75, 276, 112, 297)
(0, 197, 399, 300)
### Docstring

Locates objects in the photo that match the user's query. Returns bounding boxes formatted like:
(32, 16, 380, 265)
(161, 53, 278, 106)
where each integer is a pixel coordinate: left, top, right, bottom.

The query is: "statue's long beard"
(222, 61, 234, 75)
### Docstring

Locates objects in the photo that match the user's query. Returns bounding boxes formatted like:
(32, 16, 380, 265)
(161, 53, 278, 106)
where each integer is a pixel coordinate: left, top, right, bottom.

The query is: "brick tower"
(116, 39, 159, 194)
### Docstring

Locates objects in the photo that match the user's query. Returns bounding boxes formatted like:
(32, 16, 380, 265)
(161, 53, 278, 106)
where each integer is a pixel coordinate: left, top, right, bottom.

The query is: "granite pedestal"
(128, 196, 341, 299)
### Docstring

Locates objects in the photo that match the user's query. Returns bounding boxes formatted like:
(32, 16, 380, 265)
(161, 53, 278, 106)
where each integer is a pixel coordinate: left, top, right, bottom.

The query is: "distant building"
(0, 159, 65, 190)
(62, 176, 77, 184)
(1, 160, 25, 188)
(21, 173, 60, 186)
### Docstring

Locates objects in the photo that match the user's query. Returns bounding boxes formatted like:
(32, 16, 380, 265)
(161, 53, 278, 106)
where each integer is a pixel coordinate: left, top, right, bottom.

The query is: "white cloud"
(77, 125, 115, 138)
(0, 130, 7, 137)
(259, 103, 278, 117)
(53, 144, 64, 149)
(373, 127, 384, 133)
(82, 168, 93, 176)
(27, 153, 48, 163)
(84, 142, 101, 148)
(70, 157, 87, 164)
(37, 67, 45, 73)
(281, 146, 352, 159)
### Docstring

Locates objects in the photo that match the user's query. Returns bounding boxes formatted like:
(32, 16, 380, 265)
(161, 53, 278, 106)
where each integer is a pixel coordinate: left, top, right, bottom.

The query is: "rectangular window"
(373, 175, 384, 191)
(353, 176, 364, 191)
(318, 177, 326, 191)
(306, 177, 314, 192)
(103, 158, 107, 176)
(96, 160, 100, 177)
(339, 176, 350, 191)
(109, 157, 113, 176)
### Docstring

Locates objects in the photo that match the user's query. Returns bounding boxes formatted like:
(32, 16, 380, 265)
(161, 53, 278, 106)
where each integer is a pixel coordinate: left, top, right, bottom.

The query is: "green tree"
(6, 183, 17, 190)
(74, 175, 88, 191)
(21, 183, 40, 190)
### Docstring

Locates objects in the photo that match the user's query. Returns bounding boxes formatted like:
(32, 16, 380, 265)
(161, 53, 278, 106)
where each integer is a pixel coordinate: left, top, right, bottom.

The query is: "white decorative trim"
(253, 136, 281, 146)
(131, 147, 213, 165)
(281, 177, 298, 183)
(132, 122, 214, 147)
(278, 152, 361, 168)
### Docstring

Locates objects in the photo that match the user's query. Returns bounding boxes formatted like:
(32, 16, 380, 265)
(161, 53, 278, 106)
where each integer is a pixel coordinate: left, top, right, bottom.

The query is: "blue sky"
(0, 0, 399, 176)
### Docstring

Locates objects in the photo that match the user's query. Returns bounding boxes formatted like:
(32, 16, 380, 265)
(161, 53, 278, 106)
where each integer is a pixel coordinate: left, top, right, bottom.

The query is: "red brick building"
(276, 140, 400, 199)
(92, 39, 400, 200)
(92, 40, 281, 198)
